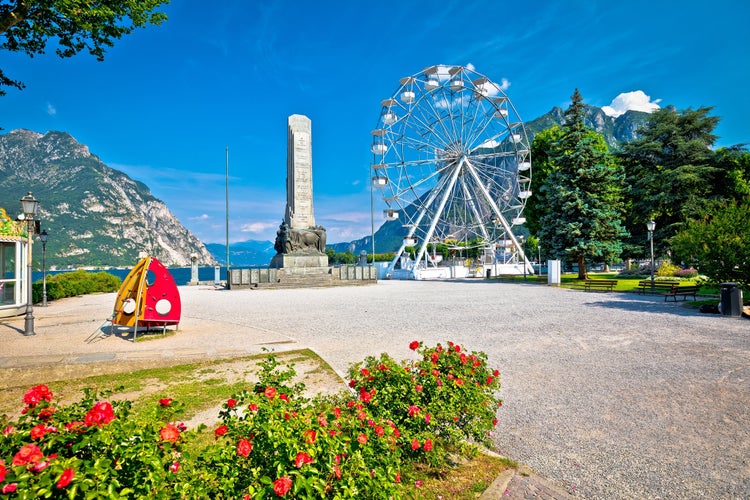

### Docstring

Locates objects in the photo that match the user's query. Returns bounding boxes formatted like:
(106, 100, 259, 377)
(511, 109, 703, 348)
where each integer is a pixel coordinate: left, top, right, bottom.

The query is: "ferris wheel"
(370, 65, 533, 278)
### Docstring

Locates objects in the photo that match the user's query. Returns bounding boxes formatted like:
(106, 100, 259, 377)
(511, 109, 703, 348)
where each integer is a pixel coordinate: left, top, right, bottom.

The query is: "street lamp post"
(20, 192, 39, 336)
(646, 220, 656, 291)
(39, 230, 49, 307)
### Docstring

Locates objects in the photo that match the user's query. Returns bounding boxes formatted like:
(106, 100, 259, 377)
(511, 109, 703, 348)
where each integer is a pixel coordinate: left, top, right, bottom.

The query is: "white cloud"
(240, 221, 276, 233)
(190, 214, 210, 220)
(46, 103, 57, 116)
(602, 90, 661, 117)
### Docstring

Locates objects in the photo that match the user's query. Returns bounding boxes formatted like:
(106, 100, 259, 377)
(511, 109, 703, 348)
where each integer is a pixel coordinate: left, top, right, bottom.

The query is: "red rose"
(226, 398, 237, 408)
(264, 387, 277, 399)
(375, 425, 384, 437)
(24, 385, 53, 407)
(431, 352, 439, 364)
(454, 345, 461, 353)
(2, 425, 14, 435)
(317, 415, 328, 427)
(423, 439, 433, 451)
(333, 465, 342, 479)
(303, 429, 316, 444)
(415, 384, 423, 392)
(30, 460, 50, 473)
(169, 461, 179, 473)
(493, 369, 500, 377)
(411, 439, 420, 450)
(214, 425, 228, 438)
(357, 433, 368, 444)
(39, 407, 56, 420)
(409, 340, 419, 350)
(160, 423, 180, 443)
(460, 353, 467, 364)
(84, 402, 115, 427)
(395, 472, 401, 483)
(360, 368, 370, 377)
(273, 476, 292, 496)
(159, 398, 172, 407)
(249, 403, 259, 412)
(30, 424, 47, 440)
(407, 405, 420, 417)
(333, 407, 341, 419)
(487, 376, 494, 385)
(359, 389, 372, 403)
(57, 468, 75, 488)
(425, 413, 431, 424)
(2, 483, 17, 494)
(0, 461, 6, 482)
(12, 443, 43, 466)
(237, 438, 253, 457)
(294, 452, 313, 468)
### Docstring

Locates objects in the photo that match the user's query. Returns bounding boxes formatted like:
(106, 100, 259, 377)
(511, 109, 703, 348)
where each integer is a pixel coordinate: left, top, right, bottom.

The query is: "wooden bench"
(584, 279, 618, 291)
(663, 285, 701, 302)
(638, 280, 679, 294)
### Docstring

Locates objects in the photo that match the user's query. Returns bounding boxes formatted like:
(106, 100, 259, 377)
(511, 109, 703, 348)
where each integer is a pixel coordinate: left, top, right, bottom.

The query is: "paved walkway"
(1, 281, 748, 499)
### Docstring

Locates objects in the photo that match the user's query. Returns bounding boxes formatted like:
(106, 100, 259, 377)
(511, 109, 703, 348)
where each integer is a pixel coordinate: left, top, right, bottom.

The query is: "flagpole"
(225, 147, 230, 280)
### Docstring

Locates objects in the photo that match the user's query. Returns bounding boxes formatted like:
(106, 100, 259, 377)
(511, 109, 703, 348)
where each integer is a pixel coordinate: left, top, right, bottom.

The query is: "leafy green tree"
(537, 89, 629, 279)
(0, 0, 168, 95)
(525, 126, 563, 236)
(672, 200, 750, 287)
(713, 145, 750, 201)
(617, 106, 720, 256)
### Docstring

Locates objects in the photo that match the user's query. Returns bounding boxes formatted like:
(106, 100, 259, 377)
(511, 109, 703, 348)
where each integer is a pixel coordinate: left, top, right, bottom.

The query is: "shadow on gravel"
(588, 297, 703, 316)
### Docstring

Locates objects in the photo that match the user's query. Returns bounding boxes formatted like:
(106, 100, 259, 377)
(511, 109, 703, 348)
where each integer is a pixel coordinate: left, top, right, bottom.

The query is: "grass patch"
(407, 452, 516, 499)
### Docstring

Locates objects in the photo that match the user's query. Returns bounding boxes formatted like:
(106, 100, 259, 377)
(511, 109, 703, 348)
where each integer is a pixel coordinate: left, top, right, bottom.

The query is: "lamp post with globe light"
(646, 220, 656, 291)
(20, 192, 39, 336)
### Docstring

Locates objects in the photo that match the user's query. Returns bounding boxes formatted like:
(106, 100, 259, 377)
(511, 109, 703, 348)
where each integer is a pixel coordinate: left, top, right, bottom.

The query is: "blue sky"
(2, 0, 748, 245)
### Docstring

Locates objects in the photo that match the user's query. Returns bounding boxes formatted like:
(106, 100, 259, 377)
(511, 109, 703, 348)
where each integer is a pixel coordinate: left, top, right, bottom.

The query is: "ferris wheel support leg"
(464, 159, 534, 275)
(413, 158, 465, 267)
(385, 168, 456, 278)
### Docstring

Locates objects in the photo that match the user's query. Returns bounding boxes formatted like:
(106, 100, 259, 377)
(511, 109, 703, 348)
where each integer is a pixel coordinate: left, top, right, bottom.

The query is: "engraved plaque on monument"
(270, 114, 328, 270)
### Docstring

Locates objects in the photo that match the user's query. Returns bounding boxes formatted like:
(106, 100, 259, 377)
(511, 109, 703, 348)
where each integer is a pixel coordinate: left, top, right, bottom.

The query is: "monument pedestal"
(269, 253, 328, 271)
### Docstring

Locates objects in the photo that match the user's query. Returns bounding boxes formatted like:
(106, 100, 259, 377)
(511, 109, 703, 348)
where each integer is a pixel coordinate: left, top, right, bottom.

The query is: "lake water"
(32, 266, 231, 286)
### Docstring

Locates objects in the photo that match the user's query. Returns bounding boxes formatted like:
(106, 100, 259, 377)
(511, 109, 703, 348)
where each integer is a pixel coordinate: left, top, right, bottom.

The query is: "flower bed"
(0, 342, 502, 498)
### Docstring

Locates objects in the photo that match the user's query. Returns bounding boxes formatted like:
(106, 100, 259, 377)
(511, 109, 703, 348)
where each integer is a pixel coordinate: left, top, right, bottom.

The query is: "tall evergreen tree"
(617, 106, 720, 255)
(537, 89, 629, 279)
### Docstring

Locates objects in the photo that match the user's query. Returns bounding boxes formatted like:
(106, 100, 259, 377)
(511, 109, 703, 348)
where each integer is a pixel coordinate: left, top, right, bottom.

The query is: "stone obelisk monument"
(270, 115, 328, 270)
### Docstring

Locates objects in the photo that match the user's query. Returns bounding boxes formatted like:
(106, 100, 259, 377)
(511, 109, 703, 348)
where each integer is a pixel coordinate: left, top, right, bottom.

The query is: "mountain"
(524, 105, 650, 147)
(0, 129, 216, 269)
(206, 240, 276, 267)
(337, 104, 653, 254)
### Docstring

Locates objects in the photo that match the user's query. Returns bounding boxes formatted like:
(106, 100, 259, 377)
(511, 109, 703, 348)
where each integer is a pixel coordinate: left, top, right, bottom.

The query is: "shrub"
(673, 267, 698, 279)
(33, 270, 121, 304)
(0, 342, 503, 498)
(656, 262, 680, 277)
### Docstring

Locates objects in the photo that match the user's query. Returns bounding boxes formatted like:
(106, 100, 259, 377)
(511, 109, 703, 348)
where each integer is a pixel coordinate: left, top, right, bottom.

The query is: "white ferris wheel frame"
(371, 65, 533, 278)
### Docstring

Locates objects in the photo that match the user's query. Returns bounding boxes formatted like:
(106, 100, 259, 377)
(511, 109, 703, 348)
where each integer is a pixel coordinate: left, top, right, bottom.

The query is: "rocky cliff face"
(0, 129, 216, 269)
(524, 105, 650, 147)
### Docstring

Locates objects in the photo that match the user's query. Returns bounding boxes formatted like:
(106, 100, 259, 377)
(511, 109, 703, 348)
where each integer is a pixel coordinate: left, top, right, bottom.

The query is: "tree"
(672, 200, 750, 288)
(617, 106, 720, 256)
(537, 89, 629, 279)
(0, 0, 168, 95)
(525, 126, 563, 236)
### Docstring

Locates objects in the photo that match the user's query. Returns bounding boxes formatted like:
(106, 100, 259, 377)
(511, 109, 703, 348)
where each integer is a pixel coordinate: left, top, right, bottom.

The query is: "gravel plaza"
(1, 280, 748, 499)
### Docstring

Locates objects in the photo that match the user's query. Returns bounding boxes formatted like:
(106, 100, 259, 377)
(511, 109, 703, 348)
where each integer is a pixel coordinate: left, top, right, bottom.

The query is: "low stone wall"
(228, 265, 377, 289)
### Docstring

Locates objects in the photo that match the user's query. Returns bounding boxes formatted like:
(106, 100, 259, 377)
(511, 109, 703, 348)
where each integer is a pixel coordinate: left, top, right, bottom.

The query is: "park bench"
(663, 285, 701, 302)
(638, 280, 679, 294)
(584, 279, 618, 291)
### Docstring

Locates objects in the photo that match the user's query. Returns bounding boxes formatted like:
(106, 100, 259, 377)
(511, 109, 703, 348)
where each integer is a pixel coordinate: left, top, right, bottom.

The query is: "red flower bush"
(214, 425, 228, 438)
